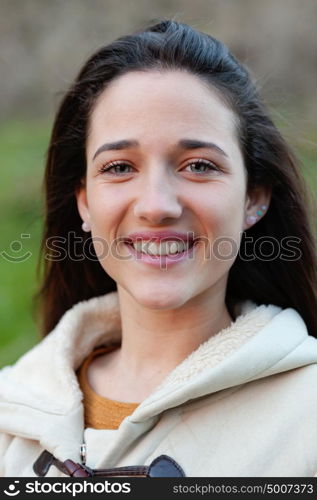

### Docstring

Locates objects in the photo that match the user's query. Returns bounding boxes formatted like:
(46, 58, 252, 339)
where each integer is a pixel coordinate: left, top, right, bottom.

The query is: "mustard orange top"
(77, 346, 139, 430)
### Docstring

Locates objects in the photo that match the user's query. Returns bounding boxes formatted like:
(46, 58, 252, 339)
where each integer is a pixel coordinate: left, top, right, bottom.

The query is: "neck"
(115, 283, 233, 383)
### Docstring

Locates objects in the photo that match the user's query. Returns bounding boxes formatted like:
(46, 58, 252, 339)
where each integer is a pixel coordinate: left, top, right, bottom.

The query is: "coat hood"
(1, 291, 317, 461)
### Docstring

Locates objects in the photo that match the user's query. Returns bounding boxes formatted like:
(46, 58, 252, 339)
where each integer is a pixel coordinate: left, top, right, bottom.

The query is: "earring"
(256, 205, 268, 217)
(82, 221, 91, 232)
(245, 214, 258, 225)
(245, 205, 268, 226)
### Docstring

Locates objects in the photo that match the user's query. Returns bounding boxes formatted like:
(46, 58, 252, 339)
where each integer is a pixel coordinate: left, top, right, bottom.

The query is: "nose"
(133, 172, 183, 224)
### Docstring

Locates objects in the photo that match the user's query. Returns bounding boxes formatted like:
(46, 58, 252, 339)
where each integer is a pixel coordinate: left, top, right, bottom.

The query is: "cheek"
(87, 185, 127, 232)
(196, 184, 245, 231)
(193, 184, 245, 261)
(85, 186, 128, 262)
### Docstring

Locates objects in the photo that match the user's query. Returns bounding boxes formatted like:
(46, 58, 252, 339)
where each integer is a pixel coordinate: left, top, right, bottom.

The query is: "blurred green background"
(0, 0, 316, 367)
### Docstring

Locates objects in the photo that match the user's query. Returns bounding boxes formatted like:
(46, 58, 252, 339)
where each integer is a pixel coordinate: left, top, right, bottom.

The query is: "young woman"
(1, 20, 317, 477)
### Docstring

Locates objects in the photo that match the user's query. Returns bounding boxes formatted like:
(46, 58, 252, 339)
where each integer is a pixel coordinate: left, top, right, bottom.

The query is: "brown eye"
(99, 162, 134, 174)
(184, 159, 219, 174)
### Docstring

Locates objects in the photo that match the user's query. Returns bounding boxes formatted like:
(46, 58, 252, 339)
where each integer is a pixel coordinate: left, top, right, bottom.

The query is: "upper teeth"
(132, 241, 189, 255)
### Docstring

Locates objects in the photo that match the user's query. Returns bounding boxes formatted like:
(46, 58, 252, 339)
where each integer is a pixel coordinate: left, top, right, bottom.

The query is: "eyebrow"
(92, 138, 228, 160)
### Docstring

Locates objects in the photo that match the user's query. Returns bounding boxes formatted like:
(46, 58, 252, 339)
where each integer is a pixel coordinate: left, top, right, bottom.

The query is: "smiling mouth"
(124, 239, 196, 257)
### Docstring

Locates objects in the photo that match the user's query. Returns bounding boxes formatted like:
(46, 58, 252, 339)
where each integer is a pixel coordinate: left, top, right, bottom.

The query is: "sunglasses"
(33, 450, 185, 477)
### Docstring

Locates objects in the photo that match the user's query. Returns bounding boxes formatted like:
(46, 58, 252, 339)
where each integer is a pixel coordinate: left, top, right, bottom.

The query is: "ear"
(75, 179, 90, 225)
(243, 186, 272, 230)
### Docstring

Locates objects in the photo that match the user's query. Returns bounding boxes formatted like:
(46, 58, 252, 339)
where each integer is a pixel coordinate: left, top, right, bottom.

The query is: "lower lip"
(124, 242, 196, 267)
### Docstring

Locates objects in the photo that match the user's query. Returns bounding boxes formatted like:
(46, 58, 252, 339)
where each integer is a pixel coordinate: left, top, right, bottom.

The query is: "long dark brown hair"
(34, 19, 317, 337)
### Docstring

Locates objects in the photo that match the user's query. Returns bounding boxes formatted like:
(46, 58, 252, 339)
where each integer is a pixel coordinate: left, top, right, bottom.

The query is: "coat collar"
(1, 292, 316, 462)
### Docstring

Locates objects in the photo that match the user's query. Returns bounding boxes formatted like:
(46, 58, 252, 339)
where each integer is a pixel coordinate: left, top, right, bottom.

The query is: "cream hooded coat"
(1, 291, 317, 477)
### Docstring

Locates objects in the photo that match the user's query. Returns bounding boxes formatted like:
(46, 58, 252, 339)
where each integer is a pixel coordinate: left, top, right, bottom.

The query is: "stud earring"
(245, 205, 268, 226)
(245, 214, 258, 225)
(82, 221, 91, 232)
(255, 205, 268, 217)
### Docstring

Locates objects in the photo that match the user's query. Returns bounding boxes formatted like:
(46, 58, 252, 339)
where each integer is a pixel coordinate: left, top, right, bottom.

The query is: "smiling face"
(77, 69, 268, 310)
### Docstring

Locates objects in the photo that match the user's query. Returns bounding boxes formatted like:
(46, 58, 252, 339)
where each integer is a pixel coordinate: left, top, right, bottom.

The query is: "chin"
(131, 285, 190, 311)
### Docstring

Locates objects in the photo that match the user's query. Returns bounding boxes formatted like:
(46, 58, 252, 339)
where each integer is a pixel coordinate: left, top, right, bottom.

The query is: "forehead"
(87, 69, 240, 156)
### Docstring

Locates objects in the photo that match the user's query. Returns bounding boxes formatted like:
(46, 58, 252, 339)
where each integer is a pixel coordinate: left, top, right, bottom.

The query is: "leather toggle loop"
(148, 454, 185, 477)
(33, 450, 55, 477)
(33, 450, 185, 477)
(63, 459, 91, 477)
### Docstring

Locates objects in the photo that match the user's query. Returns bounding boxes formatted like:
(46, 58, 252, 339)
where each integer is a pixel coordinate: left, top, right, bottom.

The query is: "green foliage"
(0, 121, 49, 367)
